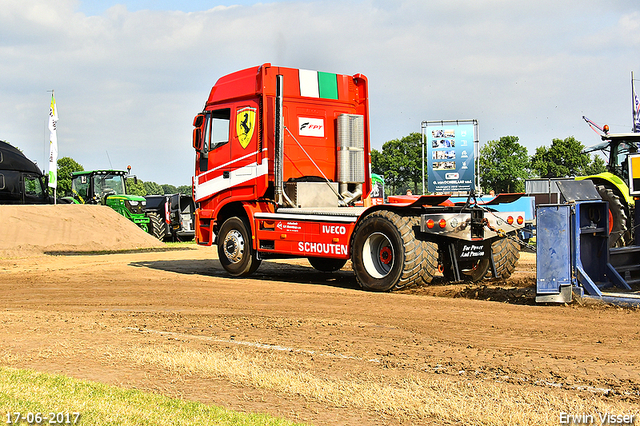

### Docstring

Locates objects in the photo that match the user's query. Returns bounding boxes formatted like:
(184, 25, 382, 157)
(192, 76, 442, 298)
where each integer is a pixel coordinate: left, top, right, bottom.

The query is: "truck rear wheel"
(217, 216, 262, 277)
(308, 257, 348, 272)
(146, 212, 164, 240)
(489, 236, 520, 279)
(418, 239, 439, 285)
(351, 211, 422, 291)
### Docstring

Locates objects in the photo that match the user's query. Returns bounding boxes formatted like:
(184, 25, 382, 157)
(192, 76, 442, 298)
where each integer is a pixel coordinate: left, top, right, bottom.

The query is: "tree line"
(56, 157, 191, 197)
(371, 133, 606, 195)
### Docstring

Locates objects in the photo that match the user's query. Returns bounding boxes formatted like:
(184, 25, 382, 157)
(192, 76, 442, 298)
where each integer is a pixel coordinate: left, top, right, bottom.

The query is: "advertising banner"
(425, 121, 477, 193)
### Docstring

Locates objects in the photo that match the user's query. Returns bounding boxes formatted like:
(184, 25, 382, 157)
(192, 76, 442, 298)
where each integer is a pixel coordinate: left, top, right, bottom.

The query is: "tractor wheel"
(351, 211, 423, 291)
(488, 236, 520, 279)
(146, 212, 165, 240)
(308, 257, 348, 272)
(217, 216, 262, 277)
(596, 185, 629, 247)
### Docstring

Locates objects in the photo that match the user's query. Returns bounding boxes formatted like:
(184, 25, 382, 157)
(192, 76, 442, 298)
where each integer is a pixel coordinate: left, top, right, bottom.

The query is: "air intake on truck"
(337, 114, 365, 200)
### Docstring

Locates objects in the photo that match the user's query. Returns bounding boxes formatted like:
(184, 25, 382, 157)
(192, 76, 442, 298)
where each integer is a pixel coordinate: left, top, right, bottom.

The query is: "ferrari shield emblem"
(236, 107, 256, 149)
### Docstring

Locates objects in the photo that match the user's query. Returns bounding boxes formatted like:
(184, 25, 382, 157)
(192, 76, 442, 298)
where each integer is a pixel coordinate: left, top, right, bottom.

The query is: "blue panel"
(537, 205, 572, 293)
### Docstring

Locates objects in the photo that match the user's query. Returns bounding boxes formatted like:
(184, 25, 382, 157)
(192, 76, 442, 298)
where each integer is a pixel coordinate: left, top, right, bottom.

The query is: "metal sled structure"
(536, 180, 640, 306)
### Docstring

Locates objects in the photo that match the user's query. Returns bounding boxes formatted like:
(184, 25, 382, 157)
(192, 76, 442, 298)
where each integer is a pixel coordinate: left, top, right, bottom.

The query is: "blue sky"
(1, 0, 639, 187)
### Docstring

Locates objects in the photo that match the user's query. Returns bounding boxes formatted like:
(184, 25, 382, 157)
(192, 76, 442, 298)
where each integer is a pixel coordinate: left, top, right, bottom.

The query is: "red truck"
(191, 64, 524, 290)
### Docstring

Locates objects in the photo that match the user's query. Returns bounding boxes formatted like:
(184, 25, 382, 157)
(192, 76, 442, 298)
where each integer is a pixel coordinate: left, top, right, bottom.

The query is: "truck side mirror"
(193, 114, 205, 151)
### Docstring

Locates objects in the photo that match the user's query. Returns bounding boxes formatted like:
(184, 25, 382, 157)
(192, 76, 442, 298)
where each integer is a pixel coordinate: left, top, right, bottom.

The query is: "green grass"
(163, 239, 198, 247)
(0, 367, 306, 426)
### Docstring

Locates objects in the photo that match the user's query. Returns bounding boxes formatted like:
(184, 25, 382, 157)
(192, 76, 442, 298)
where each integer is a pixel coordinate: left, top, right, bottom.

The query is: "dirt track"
(1, 240, 640, 424)
(1, 206, 640, 424)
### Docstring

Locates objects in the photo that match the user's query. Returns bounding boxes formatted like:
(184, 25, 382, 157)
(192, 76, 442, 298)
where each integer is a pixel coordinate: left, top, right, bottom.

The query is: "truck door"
(195, 108, 232, 202)
(228, 100, 263, 198)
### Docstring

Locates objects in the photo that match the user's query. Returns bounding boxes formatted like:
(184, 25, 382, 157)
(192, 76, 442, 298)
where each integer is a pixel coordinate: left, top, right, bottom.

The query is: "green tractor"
(577, 123, 640, 247)
(66, 170, 164, 240)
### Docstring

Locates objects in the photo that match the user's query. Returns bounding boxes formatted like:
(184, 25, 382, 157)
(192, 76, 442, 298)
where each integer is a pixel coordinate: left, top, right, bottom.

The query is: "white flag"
(634, 85, 640, 133)
(48, 92, 58, 189)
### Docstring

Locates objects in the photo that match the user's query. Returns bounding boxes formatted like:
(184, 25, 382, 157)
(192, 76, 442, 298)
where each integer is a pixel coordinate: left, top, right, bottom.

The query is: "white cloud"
(1, 0, 639, 185)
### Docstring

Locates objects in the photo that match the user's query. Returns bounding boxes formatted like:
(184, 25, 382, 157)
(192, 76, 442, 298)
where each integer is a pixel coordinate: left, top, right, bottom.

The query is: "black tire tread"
(352, 210, 424, 291)
(146, 211, 165, 240)
(490, 237, 520, 279)
(418, 238, 439, 286)
(596, 185, 629, 247)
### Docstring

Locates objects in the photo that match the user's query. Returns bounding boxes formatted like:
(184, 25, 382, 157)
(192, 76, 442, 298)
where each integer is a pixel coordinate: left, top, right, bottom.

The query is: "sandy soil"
(1, 206, 640, 425)
(0, 204, 163, 256)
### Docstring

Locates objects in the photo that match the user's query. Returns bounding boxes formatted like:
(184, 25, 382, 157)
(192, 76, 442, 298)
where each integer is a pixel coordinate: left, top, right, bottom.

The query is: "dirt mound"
(0, 204, 164, 257)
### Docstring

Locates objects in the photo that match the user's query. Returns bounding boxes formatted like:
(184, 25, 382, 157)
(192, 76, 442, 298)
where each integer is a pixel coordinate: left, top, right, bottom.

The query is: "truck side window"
(23, 174, 45, 202)
(207, 109, 230, 151)
(24, 174, 43, 196)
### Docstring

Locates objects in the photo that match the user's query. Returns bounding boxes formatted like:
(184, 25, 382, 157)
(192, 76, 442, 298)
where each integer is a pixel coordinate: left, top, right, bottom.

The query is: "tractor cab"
(71, 170, 127, 204)
(584, 133, 640, 187)
(70, 170, 134, 204)
(68, 169, 152, 233)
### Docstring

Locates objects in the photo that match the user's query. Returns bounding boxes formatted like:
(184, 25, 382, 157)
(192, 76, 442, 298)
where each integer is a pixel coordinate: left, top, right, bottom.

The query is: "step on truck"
(191, 64, 524, 290)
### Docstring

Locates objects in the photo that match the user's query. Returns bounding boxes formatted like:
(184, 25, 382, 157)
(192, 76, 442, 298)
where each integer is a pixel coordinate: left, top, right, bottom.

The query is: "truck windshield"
(92, 173, 126, 197)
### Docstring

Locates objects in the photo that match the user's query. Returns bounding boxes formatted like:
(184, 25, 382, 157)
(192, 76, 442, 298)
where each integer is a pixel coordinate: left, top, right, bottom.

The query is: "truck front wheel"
(217, 216, 262, 277)
(351, 211, 422, 291)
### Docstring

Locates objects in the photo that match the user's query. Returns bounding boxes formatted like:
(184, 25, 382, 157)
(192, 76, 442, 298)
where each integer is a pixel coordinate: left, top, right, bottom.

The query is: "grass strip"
(129, 346, 640, 426)
(43, 246, 195, 256)
(0, 367, 305, 426)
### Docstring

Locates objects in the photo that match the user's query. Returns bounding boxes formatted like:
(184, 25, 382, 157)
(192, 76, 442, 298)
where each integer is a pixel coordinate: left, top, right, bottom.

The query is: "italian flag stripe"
(299, 69, 338, 100)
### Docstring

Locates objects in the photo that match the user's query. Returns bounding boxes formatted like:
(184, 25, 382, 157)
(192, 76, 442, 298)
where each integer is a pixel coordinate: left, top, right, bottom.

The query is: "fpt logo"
(298, 117, 324, 137)
(236, 106, 256, 149)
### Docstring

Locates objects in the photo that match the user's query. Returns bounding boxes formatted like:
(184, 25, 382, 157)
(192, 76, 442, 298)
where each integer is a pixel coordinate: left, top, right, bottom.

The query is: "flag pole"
(47, 90, 58, 204)
(632, 71, 635, 132)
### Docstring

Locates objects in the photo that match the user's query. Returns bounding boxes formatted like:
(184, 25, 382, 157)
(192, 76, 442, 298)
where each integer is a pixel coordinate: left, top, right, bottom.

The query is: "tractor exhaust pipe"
(274, 74, 285, 206)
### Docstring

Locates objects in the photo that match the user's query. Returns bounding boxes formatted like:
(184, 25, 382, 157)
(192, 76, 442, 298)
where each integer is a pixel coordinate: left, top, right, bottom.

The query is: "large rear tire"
(489, 237, 520, 279)
(418, 238, 439, 286)
(146, 212, 165, 240)
(217, 216, 262, 277)
(596, 185, 629, 247)
(351, 211, 423, 291)
(308, 257, 348, 272)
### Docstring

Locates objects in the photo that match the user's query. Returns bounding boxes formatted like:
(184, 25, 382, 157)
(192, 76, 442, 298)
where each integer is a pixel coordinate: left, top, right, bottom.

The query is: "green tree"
(177, 184, 192, 195)
(161, 184, 178, 194)
(143, 181, 164, 195)
(127, 178, 147, 196)
(479, 136, 530, 193)
(584, 154, 607, 175)
(56, 157, 84, 196)
(372, 133, 424, 195)
(530, 136, 602, 178)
